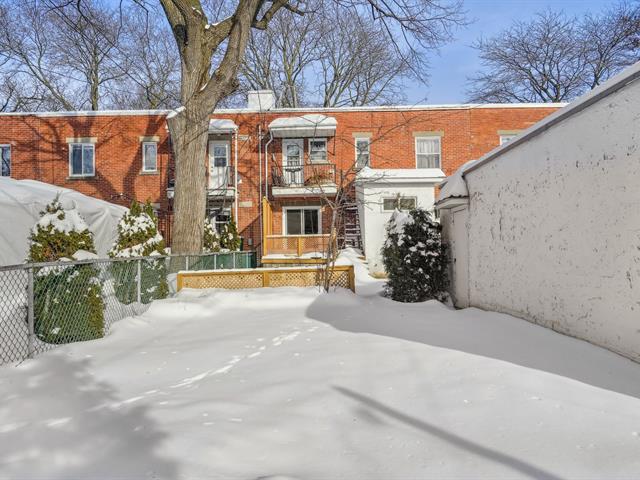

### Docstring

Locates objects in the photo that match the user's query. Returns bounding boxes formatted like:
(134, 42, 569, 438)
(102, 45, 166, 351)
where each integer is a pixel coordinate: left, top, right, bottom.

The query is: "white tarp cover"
(208, 119, 238, 134)
(0, 177, 127, 266)
(269, 114, 337, 137)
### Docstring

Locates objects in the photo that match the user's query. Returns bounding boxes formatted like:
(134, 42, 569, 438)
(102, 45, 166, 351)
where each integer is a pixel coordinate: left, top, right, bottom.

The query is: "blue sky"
(414, 0, 617, 104)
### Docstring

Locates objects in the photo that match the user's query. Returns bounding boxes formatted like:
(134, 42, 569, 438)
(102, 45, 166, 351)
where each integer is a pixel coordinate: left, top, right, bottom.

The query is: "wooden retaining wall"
(177, 265, 355, 292)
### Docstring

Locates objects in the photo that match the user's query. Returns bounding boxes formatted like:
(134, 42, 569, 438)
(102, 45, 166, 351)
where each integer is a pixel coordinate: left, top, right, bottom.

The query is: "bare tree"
(112, 7, 181, 109)
(318, 10, 417, 107)
(580, 2, 640, 89)
(0, 0, 128, 110)
(241, 8, 321, 107)
(467, 4, 640, 103)
(240, 0, 438, 108)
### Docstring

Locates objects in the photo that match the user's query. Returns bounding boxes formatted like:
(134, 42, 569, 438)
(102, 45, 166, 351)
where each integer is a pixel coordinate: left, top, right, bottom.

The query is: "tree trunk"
(168, 105, 210, 254)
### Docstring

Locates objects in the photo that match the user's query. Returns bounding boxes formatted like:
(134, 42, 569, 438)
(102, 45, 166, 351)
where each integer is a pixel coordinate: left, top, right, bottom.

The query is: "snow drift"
(0, 177, 127, 265)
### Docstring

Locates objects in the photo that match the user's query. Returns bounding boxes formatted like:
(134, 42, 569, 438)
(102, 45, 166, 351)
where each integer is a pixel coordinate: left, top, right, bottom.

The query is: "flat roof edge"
(0, 103, 567, 118)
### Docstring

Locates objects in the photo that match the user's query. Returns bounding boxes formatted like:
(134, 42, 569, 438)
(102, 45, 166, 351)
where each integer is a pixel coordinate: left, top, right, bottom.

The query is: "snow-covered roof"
(0, 177, 126, 266)
(268, 114, 337, 137)
(356, 167, 446, 184)
(436, 160, 477, 203)
(209, 118, 238, 134)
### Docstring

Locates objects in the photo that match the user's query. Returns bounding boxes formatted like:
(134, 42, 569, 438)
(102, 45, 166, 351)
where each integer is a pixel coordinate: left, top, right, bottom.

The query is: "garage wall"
(464, 74, 640, 361)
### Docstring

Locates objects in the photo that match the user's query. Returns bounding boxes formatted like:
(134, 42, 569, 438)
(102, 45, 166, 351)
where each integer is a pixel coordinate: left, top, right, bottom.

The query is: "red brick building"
(0, 94, 562, 259)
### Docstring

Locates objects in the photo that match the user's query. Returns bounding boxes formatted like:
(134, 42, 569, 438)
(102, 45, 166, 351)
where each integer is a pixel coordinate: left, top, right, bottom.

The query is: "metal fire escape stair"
(339, 201, 362, 251)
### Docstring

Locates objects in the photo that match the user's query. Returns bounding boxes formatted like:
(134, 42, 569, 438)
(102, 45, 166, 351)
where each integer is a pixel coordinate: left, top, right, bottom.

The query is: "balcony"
(271, 162, 337, 197)
(166, 166, 235, 199)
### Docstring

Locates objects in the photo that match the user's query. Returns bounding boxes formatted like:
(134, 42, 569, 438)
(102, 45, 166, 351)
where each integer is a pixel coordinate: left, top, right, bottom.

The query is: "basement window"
(383, 196, 416, 211)
(0, 145, 10, 176)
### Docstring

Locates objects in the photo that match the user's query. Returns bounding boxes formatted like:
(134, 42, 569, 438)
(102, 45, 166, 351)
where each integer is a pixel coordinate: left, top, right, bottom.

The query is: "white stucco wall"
(463, 75, 640, 361)
(357, 181, 438, 274)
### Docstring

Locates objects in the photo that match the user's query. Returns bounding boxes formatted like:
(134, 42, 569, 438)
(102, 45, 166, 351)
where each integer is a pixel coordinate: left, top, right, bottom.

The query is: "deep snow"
(1, 252, 640, 479)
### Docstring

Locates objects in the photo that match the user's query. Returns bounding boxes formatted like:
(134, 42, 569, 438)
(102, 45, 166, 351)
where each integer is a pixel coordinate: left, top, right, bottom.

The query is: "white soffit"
(268, 114, 337, 138)
(209, 118, 238, 134)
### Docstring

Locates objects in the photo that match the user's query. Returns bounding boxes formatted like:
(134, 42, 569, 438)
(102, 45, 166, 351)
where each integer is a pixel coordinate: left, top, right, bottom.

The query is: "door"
(209, 140, 229, 189)
(451, 207, 469, 308)
(282, 139, 303, 186)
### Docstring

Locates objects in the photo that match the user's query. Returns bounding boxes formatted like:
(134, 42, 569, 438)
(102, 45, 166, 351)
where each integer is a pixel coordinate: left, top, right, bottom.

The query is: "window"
(355, 137, 370, 168)
(211, 208, 231, 233)
(415, 136, 441, 168)
(0, 145, 10, 177)
(308, 139, 327, 163)
(499, 134, 517, 145)
(211, 142, 229, 167)
(285, 207, 320, 235)
(142, 142, 158, 172)
(382, 196, 417, 211)
(69, 143, 95, 177)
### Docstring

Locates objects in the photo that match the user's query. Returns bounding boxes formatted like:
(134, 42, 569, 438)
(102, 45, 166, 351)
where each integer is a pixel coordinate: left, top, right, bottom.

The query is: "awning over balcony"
(268, 114, 337, 138)
(208, 119, 238, 134)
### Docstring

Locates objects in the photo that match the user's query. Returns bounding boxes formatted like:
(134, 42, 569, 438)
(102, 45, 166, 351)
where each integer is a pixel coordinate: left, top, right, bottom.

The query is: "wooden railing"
(264, 234, 331, 256)
(177, 264, 355, 292)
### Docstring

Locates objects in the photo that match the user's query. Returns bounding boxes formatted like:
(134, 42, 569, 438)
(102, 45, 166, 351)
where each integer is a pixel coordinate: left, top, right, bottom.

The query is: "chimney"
(247, 90, 276, 111)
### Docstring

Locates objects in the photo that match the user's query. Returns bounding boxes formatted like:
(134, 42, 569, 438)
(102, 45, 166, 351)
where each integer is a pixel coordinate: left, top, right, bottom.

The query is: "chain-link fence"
(0, 251, 256, 365)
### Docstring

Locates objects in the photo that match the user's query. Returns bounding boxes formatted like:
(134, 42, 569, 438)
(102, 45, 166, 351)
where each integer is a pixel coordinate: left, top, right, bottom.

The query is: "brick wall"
(0, 105, 561, 250)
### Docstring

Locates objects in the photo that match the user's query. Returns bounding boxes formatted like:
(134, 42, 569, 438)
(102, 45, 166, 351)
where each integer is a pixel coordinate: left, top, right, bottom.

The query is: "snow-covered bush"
(219, 218, 241, 251)
(27, 198, 104, 343)
(109, 201, 168, 304)
(203, 218, 221, 253)
(381, 208, 448, 302)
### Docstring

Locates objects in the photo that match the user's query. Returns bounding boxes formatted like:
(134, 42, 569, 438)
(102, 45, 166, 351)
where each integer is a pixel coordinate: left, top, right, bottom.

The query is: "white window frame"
(382, 196, 417, 212)
(307, 138, 327, 163)
(0, 144, 10, 177)
(68, 143, 95, 177)
(283, 206, 322, 236)
(142, 141, 158, 172)
(354, 137, 370, 168)
(415, 136, 441, 169)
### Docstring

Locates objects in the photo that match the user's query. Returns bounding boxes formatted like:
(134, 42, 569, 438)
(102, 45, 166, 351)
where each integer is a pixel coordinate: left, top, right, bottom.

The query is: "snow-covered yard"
(1, 253, 640, 479)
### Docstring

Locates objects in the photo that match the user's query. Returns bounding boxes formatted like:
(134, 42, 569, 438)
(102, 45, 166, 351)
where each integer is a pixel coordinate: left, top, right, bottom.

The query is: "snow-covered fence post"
(185, 256, 190, 271)
(27, 266, 35, 358)
(214, 254, 217, 270)
(233, 252, 236, 269)
(136, 259, 142, 304)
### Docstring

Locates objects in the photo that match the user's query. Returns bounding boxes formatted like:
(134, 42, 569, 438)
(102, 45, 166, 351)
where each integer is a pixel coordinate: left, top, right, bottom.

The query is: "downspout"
(264, 131, 274, 199)
(258, 124, 263, 255)
(234, 128, 239, 224)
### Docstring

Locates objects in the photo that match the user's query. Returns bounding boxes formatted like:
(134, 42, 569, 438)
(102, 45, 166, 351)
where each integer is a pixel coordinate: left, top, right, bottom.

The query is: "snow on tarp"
(437, 159, 477, 202)
(0, 177, 127, 265)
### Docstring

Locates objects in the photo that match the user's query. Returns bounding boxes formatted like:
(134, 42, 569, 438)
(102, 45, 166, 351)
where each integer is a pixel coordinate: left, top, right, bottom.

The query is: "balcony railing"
(271, 162, 336, 188)
(264, 234, 332, 257)
(167, 166, 235, 198)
